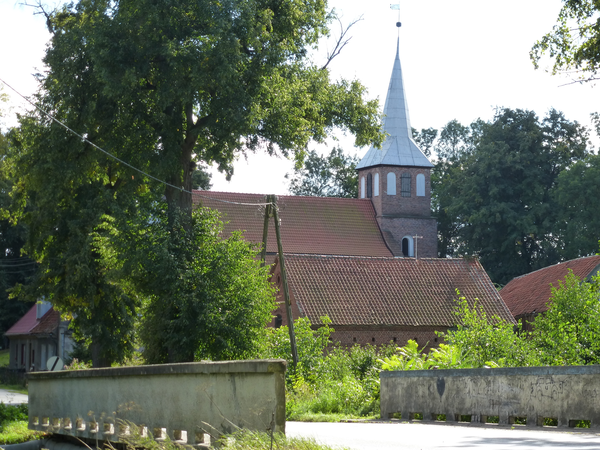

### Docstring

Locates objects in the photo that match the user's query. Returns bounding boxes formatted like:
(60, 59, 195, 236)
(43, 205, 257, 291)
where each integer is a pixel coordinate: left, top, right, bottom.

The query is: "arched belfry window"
(387, 172, 396, 195)
(401, 173, 411, 197)
(361, 177, 366, 198)
(374, 173, 380, 196)
(367, 173, 372, 198)
(416, 174, 425, 197)
(402, 236, 414, 257)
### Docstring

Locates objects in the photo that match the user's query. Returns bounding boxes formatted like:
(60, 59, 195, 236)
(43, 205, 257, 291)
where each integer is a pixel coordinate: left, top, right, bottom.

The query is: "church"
(195, 35, 513, 347)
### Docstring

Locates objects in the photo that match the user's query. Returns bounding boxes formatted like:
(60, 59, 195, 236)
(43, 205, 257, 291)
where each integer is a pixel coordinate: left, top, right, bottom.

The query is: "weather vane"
(390, 3, 401, 28)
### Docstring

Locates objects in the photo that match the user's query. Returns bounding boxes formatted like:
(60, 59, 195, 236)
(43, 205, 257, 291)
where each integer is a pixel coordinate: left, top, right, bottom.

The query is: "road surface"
(287, 420, 600, 450)
(0, 388, 28, 404)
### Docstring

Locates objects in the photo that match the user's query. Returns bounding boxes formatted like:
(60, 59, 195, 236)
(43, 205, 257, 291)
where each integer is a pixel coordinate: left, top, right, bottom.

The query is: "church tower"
(357, 35, 437, 258)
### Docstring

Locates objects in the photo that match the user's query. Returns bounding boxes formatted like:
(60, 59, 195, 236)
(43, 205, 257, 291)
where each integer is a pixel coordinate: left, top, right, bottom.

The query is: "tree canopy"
(428, 108, 590, 285)
(36, 0, 383, 218)
(0, 130, 36, 342)
(532, 0, 600, 83)
(286, 147, 359, 198)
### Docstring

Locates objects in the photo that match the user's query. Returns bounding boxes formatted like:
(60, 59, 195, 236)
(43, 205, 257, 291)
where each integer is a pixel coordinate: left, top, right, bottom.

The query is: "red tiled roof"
(278, 255, 514, 327)
(5, 305, 59, 336)
(500, 256, 600, 318)
(194, 191, 393, 257)
(31, 308, 60, 334)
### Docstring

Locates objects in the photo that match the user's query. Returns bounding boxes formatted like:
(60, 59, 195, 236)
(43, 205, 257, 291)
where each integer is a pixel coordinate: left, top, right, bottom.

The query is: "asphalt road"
(0, 388, 28, 405)
(287, 421, 600, 450)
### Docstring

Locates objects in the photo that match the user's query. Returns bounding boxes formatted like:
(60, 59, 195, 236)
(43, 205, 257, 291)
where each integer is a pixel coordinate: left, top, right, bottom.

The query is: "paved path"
(287, 421, 600, 450)
(0, 388, 28, 404)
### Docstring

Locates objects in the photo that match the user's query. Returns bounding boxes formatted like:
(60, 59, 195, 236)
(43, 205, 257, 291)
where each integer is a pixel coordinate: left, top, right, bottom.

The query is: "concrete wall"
(28, 360, 286, 445)
(381, 365, 600, 428)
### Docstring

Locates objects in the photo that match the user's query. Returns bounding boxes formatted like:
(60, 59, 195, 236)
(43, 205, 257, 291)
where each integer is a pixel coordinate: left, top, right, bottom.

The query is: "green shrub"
(261, 317, 394, 419)
(0, 421, 45, 445)
(0, 403, 28, 426)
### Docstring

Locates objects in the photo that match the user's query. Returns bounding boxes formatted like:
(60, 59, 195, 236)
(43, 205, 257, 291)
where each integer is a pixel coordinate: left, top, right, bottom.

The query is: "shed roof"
(500, 256, 600, 318)
(277, 254, 514, 327)
(194, 191, 393, 258)
(5, 305, 59, 337)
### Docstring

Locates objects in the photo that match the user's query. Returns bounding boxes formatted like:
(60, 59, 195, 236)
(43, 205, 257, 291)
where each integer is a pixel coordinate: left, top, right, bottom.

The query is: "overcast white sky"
(1, 0, 597, 195)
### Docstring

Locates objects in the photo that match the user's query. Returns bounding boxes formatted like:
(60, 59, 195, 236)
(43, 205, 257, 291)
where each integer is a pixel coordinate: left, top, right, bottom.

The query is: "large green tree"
(0, 132, 36, 343)
(0, 88, 36, 344)
(532, 0, 600, 83)
(431, 109, 589, 285)
(286, 146, 359, 198)
(38, 0, 383, 220)
(8, 116, 142, 367)
(553, 153, 600, 259)
(9, 0, 383, 365)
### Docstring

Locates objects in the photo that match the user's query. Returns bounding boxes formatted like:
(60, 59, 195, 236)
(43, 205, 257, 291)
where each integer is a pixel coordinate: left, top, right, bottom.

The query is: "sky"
(1, 0, 597, 195)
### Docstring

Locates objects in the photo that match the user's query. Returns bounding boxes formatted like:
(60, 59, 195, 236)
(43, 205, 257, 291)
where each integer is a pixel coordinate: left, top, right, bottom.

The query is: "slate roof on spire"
(357, 39, 433, 169)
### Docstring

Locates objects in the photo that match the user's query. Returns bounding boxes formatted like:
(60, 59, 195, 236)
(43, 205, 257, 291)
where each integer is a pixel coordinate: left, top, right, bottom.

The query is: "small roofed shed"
(194, 192, 394, 261)
(270, 255, 515, 347)
(4, 302, 73, 371)
(501, 255, 600, 330)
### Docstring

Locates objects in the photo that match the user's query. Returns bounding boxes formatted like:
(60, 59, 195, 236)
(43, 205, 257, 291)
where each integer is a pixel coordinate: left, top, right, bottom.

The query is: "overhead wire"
(0, 77, 275, 208)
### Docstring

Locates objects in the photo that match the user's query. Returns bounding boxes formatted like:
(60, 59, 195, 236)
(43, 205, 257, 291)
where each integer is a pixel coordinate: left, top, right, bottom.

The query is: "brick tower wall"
(358, 166, 431, 218)
(378, 216, 438, 258)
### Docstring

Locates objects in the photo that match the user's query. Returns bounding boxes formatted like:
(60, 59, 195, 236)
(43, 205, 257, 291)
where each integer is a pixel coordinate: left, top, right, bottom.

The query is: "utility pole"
(263, 195, 298, 368)
(260, 198, 271, 268)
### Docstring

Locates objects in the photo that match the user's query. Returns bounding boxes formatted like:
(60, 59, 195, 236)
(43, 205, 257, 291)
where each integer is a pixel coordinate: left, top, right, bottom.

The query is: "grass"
(289, 412, 377, 423)
(219, 430, 349, 450)
(0, 384, 28, 395)
(0, 421, 45, 445)
(0, 349, 9, 367)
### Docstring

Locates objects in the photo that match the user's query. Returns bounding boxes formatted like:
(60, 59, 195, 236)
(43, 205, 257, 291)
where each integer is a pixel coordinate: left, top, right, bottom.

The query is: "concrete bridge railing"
(27, 360, 286, 446)
(380, 365, 600, 429)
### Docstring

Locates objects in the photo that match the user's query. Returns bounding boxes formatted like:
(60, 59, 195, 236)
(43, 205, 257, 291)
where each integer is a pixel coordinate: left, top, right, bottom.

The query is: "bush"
(260, 317, 394, 419)
(0, 403, 28, 426)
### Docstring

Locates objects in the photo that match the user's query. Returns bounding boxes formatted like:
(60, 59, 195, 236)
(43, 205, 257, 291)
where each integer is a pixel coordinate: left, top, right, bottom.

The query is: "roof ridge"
(508, 255, 600, 282)
(195, 190, 375, 203)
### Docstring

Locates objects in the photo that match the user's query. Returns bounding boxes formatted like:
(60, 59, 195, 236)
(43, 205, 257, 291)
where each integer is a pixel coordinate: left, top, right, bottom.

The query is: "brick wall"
(358, 166, 432, 218)
(378, 216, 438, 258)
(327, 325, 444, 349)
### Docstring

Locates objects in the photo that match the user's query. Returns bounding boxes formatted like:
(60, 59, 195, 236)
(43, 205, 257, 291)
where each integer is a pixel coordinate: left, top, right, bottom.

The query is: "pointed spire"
(357, 38, 433, 169)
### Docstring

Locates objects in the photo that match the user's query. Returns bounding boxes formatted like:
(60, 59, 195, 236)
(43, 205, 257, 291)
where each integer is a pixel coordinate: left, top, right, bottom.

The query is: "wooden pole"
(260, 196, 271, 267)
(271, 195, 299, 368)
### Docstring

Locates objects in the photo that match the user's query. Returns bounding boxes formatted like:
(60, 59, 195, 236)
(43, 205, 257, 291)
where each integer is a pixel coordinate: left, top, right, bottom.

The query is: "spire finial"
(390, 3, 401, 28)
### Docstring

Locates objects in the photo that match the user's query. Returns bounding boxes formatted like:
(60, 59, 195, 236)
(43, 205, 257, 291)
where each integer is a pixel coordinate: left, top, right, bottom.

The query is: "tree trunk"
(165, 140, 195, 229)
(91, 340, 110, 368)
